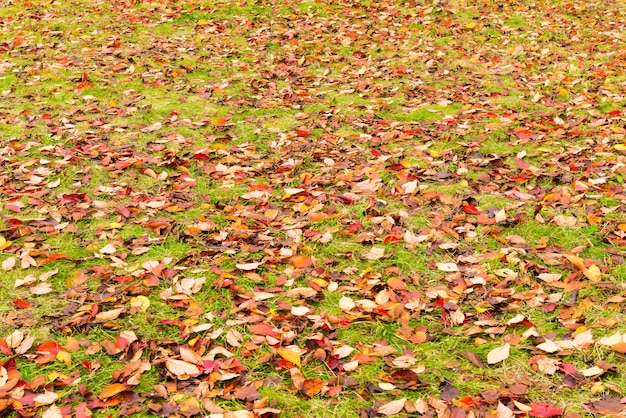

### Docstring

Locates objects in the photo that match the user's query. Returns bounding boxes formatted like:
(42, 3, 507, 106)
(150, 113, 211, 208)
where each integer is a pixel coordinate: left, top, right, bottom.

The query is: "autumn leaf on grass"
(462, 203, 479, 215)
(563, 254, 602, 282)
(362, 247, 385, 260)
(233, 384, 261, 402)
(129, 296, 150, 312)
(95, 308, 125, 321)
(277, 348, 301, 367)
(300, 378, 325, 398)
(165, 359, 200, 379)
(436, 262, 459, 272)
(528, 403, 563, 417)
(598, 332, 626, 353)
(99, 383, 128, 399)
(236, 261, 262, 271)
(290, 255, 312, 268)
(376, 398, 407, 416)
(487, 343, 510, 364)
(33, 391, 58, 405)
(2, 257, 15, 271)
(0, 236, 12, 250)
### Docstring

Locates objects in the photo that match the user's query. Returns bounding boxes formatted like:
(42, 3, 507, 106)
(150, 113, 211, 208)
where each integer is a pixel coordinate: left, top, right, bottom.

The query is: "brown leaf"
(461, 352, 486, 369)
(233, 384, 261, 402)
(300, 378, 324, 397)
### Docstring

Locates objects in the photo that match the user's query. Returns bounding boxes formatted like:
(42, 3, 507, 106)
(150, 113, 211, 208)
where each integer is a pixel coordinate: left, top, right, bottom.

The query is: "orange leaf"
(300, 378, 324, 397)
(99, 383, 127, 399)
(387, 277, 407, 290)
(290, 255, 312, 268)
(610, 342, 626, 353)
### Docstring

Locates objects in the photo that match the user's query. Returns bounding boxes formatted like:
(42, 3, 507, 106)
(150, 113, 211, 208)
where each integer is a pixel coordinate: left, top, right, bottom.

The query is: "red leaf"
(327, 386, 342, 396)
(5, 204, 21, 213)
(462, 204, 479, 215)
(249, 323, 280, 338)
(35, 341, 62, 355)
(13, 299, 31, 309)
(529, 403, 563, 417)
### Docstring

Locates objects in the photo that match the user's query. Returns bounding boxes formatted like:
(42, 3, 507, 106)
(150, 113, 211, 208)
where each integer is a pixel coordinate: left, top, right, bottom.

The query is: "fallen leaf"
(290, 255, 313, 268)
(377, 398, 407, 416)
(528, 403, 563, 417)
(99, 383, 128, 399)
(277, 348, 301, 367)
(236, 262, 262, 271)
(300, 378, 325, 397)
(487, 343, 510, 364)
(34, 391, 58, 405)
(165, 359, 200, 378)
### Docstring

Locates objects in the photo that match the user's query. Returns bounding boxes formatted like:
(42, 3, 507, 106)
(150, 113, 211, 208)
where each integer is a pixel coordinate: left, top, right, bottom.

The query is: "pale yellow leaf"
(34, 391, 58, 405)
(165, 359, 200, 378)
(583, 264, 601, 282)
(487, 343, 510, 364)
(236, 262, 262, 271)
(95, 307, 125, 321)
(376, 398, 407, 416)
(130, 296, 150, 312)
(2, 257, 15, 271)
(339, 296, 356, 311)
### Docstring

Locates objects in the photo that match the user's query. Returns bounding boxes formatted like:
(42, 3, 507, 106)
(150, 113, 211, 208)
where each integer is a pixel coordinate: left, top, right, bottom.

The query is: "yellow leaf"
(277, 348, 301, 367)
(130, 296, 150, 312)
(583, 264, 601, 283)
(56, 351, 72, 366)
(563, 254, 585, 270)
(614, 144, 626, 151)
(465, 22, 477, 29)
(0, 236, 12, 251)
(103, 222, 123, 230)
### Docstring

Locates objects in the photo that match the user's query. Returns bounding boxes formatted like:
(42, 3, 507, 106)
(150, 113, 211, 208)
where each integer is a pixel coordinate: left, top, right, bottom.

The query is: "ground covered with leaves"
(1, 0, 626, 416)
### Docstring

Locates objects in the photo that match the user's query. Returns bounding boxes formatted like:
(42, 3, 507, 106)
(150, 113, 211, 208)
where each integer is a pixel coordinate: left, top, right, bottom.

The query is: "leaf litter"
(1, 0, 626, 417)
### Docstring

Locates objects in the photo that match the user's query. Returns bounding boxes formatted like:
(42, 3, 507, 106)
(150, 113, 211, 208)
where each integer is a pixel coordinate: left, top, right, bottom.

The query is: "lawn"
(1, 0, 626, 417)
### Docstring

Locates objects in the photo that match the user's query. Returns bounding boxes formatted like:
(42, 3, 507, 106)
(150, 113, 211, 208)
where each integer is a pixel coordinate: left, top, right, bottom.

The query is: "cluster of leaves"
(1, 0, 626, 416)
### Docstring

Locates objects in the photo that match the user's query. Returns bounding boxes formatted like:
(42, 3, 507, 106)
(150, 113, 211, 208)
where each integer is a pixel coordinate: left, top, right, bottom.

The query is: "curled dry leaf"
(95, 308, 125, 321)
(236, 262, 262, 271)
